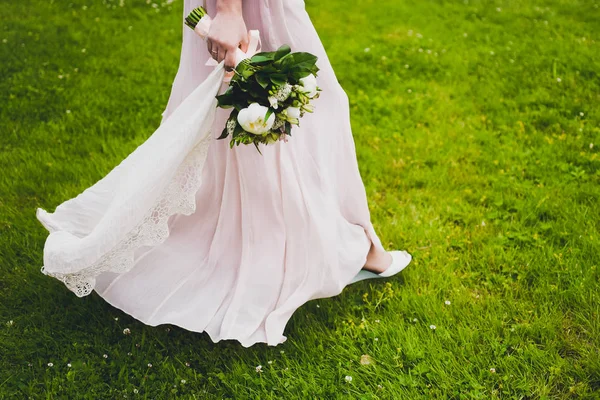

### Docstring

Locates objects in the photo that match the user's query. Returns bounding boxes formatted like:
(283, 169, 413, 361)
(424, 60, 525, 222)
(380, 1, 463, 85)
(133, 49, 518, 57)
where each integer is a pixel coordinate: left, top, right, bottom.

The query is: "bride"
(36, 0, 412, 347)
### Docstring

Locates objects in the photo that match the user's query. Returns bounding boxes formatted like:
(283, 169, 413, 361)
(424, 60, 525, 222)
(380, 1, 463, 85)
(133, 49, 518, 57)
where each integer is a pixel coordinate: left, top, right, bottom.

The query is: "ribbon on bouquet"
(194, 21, 262, 84)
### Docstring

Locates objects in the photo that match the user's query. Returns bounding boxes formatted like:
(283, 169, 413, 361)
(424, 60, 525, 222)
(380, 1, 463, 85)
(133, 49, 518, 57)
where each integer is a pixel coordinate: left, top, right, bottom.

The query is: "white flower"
(268, 96, 279, 109)
(123, 328, 131, 335)
(148, 363, 152, 368)
(6, 320, 13, 326)
(67, 363, 72, 367)
(237, 103, 275, 135)
(280, 350, 285, 354)
(256, 365, 263, 373)
(133, 389, 139, 394)
(344, 375, 352, 382)
(114, 317, 119, 321)
(490, 368, 496, 373)
(298, 74, 318, 98)
(267, 360, 273, 364)
(375, 319, 380, 323)
(445, 300, 451, 305)
(47, 362, 54, 367)
(181, 379, 186, 384)
(556, 77, 561, 82)
(430, 325, 437, 330)
(285, 106, 301, 119)
(103, 354, 108, 358)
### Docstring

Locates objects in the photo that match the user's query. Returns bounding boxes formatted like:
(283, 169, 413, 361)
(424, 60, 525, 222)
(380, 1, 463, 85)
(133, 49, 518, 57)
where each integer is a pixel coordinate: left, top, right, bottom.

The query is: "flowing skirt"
(38, 0, 408, 347)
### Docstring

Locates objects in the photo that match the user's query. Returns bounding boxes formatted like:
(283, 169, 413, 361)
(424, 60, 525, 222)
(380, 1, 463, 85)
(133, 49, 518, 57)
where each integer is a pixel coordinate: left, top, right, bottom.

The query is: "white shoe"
(349, 250, 412, 284)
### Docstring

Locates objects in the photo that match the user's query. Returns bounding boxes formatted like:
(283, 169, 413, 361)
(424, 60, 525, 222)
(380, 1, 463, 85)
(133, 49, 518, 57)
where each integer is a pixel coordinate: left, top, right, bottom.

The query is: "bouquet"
(185, 7, 321, 154)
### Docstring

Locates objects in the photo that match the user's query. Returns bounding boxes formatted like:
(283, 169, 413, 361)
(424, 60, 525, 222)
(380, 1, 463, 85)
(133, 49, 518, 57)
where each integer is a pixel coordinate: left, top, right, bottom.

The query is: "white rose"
(299, 74, 318, 98)
(285, 106, 301, 119)
(237, 103, 276, 135)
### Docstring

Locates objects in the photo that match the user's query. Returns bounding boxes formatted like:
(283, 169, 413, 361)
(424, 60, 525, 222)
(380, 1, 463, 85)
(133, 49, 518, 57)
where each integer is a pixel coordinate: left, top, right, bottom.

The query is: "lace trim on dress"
(40, 134, 213, 297)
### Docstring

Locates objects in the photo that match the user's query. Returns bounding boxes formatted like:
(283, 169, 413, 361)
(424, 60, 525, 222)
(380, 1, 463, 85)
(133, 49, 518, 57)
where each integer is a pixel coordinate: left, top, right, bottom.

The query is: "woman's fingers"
(217, 46, 226, 63)
(239, 33, 250, 53)
(224, 49, 237, 71)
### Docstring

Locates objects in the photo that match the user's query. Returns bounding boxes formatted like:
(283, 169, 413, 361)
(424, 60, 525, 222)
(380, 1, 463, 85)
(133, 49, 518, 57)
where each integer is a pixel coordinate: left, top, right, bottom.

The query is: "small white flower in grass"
(407, 89, 412, 93)
(28, 363, 32, 367)
(128, 352, 132, 356)
(48, 362, 54, 367)
(103, 354, 108, 359)
(556, 77, 561, 82)
(375, 319, 380, 323)
(185, 362, 190, 367)
(280, 350, 285, 354)
(255, 365, 263, 373)
(413, 318, 418, 322)
(360, 354, 373, 365)
(430, 325, 437, 330)
(344, 375, 352, 383)
(67, 363, 72, 367)
(590, 143, 594, 149)
(445, 300, 451, 305)
(490, 368, 496, 373)
(268, 360, 273, 364)
(66, 110, 71, 114)
(148, 363, 153, 368)
(58, 75, 64, 79)
(7, 320, 13, 326)
(316, 304, 320, 308)
(377, 384, 383, 389)
(180, 379, 186, 384)
(364, 47, 370, 52)
(81, 48, 87, 53)
(481, 220, 486, 226)
(114, 317, 119, 321)
(123, 328, 131, 335)
(133, 389, 139, 394)
(374, 338, 379, 341)
(580, 112, 584, 116)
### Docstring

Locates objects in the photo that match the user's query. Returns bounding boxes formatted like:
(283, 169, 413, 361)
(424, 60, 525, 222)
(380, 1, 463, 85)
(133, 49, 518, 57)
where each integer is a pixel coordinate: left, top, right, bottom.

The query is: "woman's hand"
(207, 2, 249, 72)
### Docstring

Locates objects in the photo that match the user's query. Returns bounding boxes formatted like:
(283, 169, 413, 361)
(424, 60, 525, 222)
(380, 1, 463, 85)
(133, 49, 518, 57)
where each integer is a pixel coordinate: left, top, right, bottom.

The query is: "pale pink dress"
(41, 0, 402, 347)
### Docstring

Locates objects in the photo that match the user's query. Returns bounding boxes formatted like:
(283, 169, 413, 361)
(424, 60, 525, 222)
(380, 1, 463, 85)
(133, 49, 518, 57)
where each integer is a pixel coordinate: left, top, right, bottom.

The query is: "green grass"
(1, 0, 599, 397)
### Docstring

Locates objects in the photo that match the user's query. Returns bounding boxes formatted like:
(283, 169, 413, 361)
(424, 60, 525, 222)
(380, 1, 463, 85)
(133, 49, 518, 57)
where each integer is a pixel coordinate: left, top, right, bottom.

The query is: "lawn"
(1, 0, 599, 398)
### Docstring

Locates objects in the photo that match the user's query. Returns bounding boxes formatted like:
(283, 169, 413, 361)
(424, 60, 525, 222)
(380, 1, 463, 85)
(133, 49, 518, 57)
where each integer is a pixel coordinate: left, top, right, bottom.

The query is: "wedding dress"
(36, 0, 412, 347)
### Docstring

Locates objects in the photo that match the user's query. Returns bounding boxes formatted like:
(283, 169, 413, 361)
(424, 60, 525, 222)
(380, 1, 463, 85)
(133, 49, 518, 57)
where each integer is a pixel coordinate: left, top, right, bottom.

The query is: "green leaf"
(264, 107, 274, 123)
(269, 74, 287, 87)
(273, 45, 291, 61)
(256, 73, 270, 89)
(217, 127, 229, 140)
